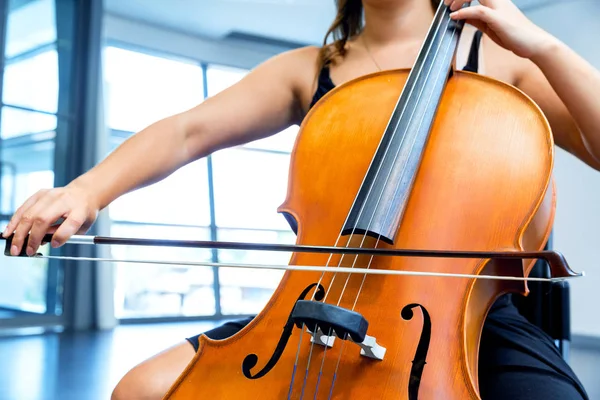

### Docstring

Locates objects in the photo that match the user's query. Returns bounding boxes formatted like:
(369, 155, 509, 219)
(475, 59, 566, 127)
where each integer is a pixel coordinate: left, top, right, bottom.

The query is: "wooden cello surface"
(162, 68, 555, 399)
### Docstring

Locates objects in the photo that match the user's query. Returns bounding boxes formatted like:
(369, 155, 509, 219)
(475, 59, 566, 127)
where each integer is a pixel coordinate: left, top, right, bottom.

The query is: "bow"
(1, 233, 584, 282)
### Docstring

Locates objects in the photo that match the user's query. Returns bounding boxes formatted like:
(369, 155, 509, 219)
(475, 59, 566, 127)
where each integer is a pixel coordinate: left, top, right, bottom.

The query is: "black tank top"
(308, 30, 483, 109)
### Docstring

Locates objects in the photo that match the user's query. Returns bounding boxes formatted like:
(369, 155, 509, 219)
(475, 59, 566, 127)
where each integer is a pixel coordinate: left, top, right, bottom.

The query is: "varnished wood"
(162, 69, 554, 399)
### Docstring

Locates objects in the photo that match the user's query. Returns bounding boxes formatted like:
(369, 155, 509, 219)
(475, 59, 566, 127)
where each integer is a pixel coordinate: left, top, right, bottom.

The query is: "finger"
(27, 203, 71, 254)
(10, 193, 59, 256)
(448, 0, 473, 12)
(50, 208, 89, 248)
(2, 189, 47, 237)
(450, 5, 498, 24)
(46, 223, 61, 235)
(461, 19, 488, 34)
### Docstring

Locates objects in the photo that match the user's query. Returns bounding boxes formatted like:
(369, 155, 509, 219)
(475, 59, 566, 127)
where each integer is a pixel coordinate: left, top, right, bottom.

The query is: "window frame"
(103, 43, 297, 323)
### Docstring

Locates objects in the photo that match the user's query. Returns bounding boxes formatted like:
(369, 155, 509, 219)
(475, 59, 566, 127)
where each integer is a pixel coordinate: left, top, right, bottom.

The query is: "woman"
(3, 0, 599, 398)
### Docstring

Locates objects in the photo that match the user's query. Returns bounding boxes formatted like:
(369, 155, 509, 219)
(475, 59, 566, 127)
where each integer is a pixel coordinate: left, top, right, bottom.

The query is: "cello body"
(162, 68, 555, 399)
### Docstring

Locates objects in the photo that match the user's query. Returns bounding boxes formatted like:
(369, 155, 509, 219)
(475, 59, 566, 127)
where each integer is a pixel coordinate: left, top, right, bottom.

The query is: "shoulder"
(478, 32, 527, 86)
(479, 33, 600, 168)
(257, 45, 323, 122)
(265, 45, 321, 71)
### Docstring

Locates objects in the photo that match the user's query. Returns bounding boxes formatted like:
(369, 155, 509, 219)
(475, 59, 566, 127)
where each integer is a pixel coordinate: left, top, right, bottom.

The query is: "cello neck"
(342, 3, 467, 245)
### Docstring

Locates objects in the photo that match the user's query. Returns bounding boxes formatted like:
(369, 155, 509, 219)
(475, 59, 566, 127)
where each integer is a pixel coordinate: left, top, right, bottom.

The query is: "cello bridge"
(307, 327, 386, 361)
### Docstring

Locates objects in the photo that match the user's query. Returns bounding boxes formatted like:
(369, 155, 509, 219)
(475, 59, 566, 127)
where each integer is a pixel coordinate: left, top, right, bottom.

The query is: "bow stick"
(1, 233, 584, 282)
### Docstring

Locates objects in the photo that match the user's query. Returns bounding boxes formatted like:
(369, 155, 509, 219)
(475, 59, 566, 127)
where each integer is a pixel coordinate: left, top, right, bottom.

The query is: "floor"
(0, 323, 598, 400)
(0, 321, 219, 400)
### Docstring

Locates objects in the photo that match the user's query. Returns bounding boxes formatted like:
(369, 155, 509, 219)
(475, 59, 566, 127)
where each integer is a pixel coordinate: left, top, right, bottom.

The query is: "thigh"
(478, 302, 588, 400)
(113, 317, 254, 400)
(112, 341, 196, 400)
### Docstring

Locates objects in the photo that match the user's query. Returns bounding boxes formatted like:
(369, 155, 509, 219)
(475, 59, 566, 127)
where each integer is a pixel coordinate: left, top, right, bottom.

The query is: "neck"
(361, 0, 437, 46)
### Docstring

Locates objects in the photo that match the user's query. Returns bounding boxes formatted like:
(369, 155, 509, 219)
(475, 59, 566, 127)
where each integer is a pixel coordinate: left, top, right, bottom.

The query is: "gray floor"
(0, 323, 598, 400)
(0, 321, 218, 400)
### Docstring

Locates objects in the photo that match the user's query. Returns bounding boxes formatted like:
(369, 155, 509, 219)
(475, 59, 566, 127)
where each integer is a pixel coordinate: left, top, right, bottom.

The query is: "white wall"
(524, 1, 600, 338)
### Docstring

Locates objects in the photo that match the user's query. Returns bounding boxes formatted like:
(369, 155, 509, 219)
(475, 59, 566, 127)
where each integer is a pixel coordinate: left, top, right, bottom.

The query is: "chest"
(300, 32, 519, 114)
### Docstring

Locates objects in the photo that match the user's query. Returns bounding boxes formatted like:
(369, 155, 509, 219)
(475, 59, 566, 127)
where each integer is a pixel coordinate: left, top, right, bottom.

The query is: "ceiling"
(102, 0, 569, 48)
(103, 0, 336, 47)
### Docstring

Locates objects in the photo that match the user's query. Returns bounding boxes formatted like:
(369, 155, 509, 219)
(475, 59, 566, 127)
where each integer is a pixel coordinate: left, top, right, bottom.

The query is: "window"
(103, 46, 211, 318)
(0, 0, 59, 317)
(3, 49, 58, 114)
(111, 223, 215, 318)
(104, 47, 204, 133)
(105, 51, 300, 319)
(206, 64, 298, 315)
(4, 0, 56, 59)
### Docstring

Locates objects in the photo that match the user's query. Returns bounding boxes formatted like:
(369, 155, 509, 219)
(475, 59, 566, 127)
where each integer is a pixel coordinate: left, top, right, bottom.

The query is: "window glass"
(0, 220, 50, 313)
(112, 223, 215, 318)
(206, 64, 299, 315)
(4, 0, 56, 58)
(104, 47, 212, 319)
(108, 158, 211, 227)
(103, 46, 204, 133)
(0, 0, 60, 321)
(217, 228, 294, 315)
(211, 148, 292, 230)
(1, 106, 57, 139)
(206, 64, 247, 97)
(1, 132, 54, 215)
(3, 49, 58, 113)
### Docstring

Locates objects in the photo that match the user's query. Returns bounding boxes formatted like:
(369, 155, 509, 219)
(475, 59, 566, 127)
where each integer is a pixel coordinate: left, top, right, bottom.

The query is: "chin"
(362, 0, 401, 5)
(362, 0, 436, 8)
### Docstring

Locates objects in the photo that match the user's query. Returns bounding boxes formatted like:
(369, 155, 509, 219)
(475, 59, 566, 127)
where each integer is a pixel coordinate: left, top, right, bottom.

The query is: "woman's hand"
(448, 0, 558, 61)
(2, 181, 99, 256)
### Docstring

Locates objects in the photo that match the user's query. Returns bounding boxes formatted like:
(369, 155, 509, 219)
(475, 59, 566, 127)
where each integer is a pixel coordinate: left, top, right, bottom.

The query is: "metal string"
(301, 2, 454, 398)
(322, 4, 463, 398)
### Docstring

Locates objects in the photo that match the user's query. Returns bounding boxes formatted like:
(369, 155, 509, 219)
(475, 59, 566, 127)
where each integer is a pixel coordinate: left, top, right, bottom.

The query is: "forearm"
(71, 113, 195, 210)
(531, 39, 600, 162)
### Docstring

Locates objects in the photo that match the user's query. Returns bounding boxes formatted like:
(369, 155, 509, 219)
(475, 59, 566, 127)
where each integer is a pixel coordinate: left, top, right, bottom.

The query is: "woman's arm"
(82, 48, 312, 210)
(516, 42, 600, 170)
(449, 0, 600, 170)
(3, 46, 318, 255)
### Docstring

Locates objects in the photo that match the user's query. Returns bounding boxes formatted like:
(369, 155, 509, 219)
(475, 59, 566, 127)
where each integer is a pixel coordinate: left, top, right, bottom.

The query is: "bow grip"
(3, 233, 54, 257)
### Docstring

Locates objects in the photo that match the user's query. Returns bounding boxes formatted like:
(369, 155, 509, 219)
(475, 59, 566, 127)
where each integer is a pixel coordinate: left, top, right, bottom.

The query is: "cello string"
(334, 4, 455, 309)
(351, 6, 461, 310)
(308, 2, 454, 397)
(298, 3, 451, 397)
(293, 5, 452, 396)
(318, 0, 448, 306)
(327, 6, 466, 397)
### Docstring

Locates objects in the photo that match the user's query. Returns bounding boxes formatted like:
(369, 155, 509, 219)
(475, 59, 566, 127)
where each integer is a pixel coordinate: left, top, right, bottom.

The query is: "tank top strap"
(309, 64, 336, 109)
(462, 30, 483, 73)
(308, 30, 483, 111)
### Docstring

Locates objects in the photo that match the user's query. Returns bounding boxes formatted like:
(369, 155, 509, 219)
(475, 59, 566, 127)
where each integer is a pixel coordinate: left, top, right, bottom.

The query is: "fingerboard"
(342, 5, 466, 244)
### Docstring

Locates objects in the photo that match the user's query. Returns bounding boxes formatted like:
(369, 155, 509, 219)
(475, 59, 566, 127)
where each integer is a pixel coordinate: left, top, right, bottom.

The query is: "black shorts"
(186, 296, 588, 400)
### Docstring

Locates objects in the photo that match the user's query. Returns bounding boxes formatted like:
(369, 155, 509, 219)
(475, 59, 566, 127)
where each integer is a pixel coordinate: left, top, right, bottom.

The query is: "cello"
(156, 2, 578, 398)
(1, 1, 582, 399)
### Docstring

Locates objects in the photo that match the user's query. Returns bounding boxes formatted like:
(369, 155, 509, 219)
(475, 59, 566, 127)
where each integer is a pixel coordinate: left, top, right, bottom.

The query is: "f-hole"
(401, 303, 432, 400)
(242, 283, 325, 379)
